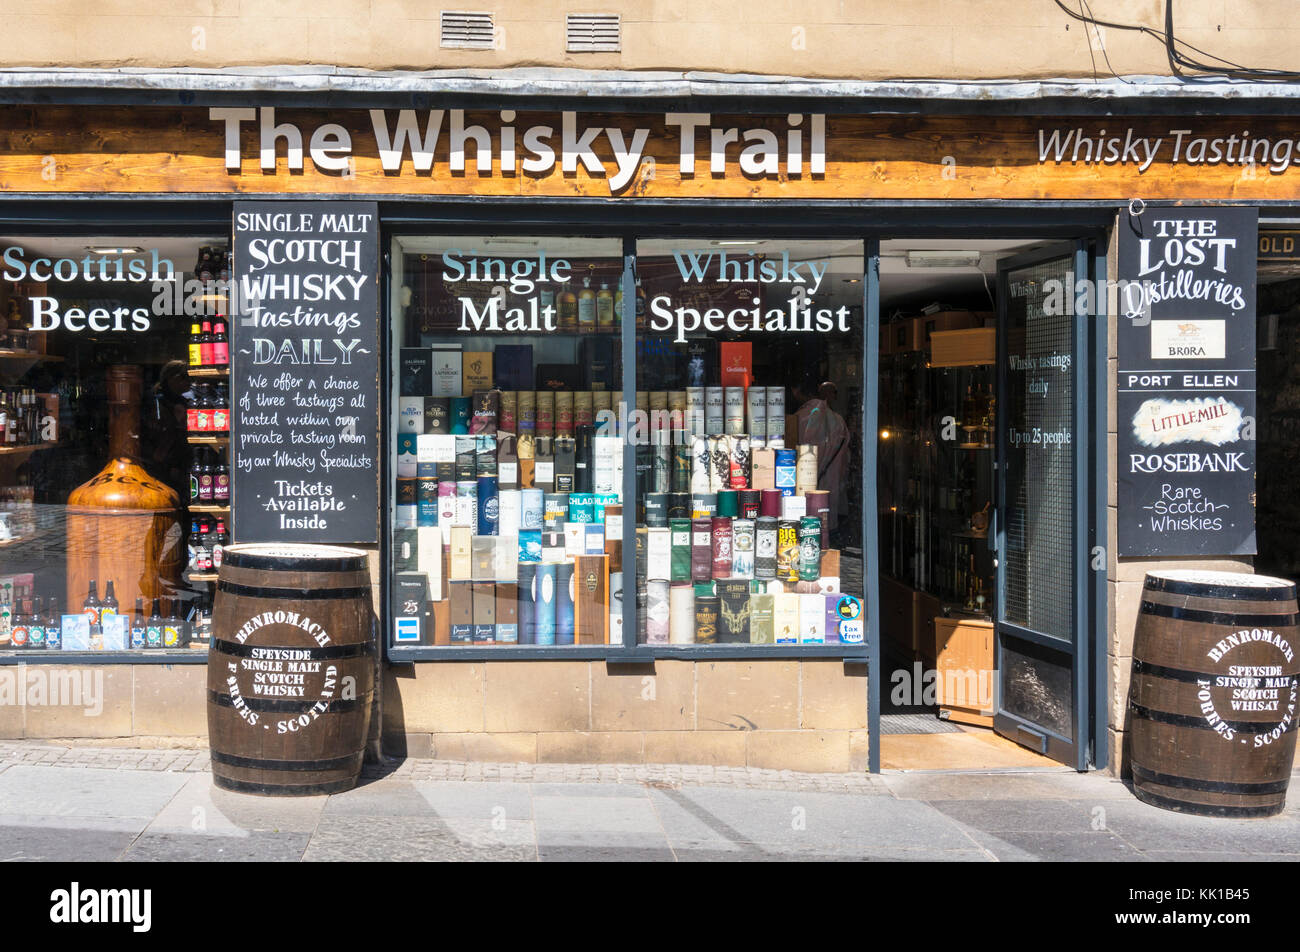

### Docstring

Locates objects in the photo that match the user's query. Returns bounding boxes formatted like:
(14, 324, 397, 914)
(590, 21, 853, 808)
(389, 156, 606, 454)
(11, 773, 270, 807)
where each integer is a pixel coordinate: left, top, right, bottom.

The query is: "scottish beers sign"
(1117, 206, 1258, 557)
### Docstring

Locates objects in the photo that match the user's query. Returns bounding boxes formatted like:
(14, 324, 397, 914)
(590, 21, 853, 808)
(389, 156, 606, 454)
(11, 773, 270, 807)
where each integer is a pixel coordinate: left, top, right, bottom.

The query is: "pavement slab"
(1, 743, 1299, 861)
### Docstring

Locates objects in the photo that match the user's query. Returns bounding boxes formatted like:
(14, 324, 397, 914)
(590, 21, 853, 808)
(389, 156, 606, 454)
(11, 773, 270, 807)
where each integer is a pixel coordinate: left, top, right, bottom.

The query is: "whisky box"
(749, 593, 775, 644)
(669, 518, 692, 582)
(533, 563, 556, 645)
(393, 574, 428, 645)
(462, 351, 493, 395)
(584, 524, 605, 555)
(397, 433, 417, 478)
(573, 555, 609, 645)
(394, 528, 418, 572)
(448, 580, 474, 644)
(554, 561, 576, 645)
(495, 583, 519, 644)
(472, 582, 496, 644)
(799, 592, 826, 644)
(554, 436, 576, 493)
(400, 348, 432, 397)
(424, 397, 450, 434)
(541, 531, 565, 563)
(564, 522, 585, 558)
(581, 336, 619, 391)
(497, 434, 519, 490)
(774, 592, 800, 644)
(430, 344, 462, 398)
(449, 526, 473, 580)
(471, 535, 495, 581)
(609, 571, 624, 646)
(824, 595, 841, 644)
(604, 503, 624, 572)
(646, 526, 671, 582)
(694, 594, 720, 645)
(419, 433, 456, 464)
(519, 530, 542, 563)
(517, 564, 538, 645)
(691, 518, 712, 583)
(417, 526, 443, 599)
(497, 489, 521, 535)
(470, 389, 500, 435)
(494, 344, 533, 391)
(719, 341, 753, 388)
(751, 448, 775, 490)
(535, 363, 583, 391)
(494, 535, 518, 582)
(716, 578, 752, 643)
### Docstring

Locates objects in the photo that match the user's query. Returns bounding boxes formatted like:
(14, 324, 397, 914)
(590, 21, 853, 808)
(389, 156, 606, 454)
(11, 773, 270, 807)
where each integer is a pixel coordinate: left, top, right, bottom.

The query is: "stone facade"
(383, 659, 869, 772)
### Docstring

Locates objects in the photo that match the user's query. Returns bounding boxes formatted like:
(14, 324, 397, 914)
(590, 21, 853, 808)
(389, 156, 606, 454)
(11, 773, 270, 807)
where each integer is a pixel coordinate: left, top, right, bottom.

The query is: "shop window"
(391, 236, 625, 648)
(0, 235, 232, 653)
(631, 239, 865, 646)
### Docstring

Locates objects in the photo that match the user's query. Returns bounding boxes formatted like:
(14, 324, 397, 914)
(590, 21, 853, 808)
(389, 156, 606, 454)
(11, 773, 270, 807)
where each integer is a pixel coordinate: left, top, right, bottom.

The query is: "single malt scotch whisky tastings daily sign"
(1117, 206, 1258, 557)
(231, 201, 380, 544)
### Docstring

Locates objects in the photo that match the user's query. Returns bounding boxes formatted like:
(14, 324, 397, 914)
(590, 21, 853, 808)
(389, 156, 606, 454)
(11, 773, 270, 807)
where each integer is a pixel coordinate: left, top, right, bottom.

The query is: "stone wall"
(383, 658, 869, 772)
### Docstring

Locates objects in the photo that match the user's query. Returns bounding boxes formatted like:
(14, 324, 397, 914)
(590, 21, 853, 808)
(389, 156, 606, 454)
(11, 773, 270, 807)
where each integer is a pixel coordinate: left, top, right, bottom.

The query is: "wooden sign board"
(4, 106, 1300, 201)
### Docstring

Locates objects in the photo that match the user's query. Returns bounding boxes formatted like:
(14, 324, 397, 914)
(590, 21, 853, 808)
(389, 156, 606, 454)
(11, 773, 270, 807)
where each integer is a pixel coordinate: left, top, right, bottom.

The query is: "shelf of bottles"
(879, 349, 996, 619)
(181, 246, 233, 644)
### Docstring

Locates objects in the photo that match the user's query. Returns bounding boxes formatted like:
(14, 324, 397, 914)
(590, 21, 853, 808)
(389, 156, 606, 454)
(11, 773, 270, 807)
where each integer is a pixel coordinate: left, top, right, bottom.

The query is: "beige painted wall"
(2, 1, 1295, 80)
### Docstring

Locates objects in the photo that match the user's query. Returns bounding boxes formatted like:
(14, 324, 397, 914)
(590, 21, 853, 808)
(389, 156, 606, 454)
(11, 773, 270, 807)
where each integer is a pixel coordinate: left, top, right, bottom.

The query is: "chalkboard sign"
(1117, 207, 1258, 557)
(231, 201, 380, 544)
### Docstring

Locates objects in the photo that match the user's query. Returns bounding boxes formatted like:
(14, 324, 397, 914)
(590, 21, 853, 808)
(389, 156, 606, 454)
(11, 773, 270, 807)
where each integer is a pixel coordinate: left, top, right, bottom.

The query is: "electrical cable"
(1052, 0, 1300, 82)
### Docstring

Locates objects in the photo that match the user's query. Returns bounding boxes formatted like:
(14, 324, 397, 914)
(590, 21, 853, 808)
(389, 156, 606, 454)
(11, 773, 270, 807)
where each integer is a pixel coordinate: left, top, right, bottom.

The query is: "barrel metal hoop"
(1143, 576, 1297, 602)
(1132, 763, 1291, 796)
(1132, 657, 1300, 685)
(222, 551, 369, 574)
(207, 689, 371, 714)
(1139, 600, 1300, 628)
(1128, 699, 1299, 735)
(212, 776, 359, 796)
(209, 638, 373, 659)
(209, 749, 364, 772)
(216, 580, 372, 601)
(1132, 786, 1284, 818)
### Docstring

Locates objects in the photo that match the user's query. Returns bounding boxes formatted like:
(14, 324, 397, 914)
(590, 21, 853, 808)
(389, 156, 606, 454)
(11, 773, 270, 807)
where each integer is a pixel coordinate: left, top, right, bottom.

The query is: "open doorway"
(876, 238, 1077, 771)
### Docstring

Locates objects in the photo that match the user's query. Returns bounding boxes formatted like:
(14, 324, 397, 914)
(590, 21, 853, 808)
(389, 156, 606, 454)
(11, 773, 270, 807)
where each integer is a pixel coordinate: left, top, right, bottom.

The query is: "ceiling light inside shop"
(86, 246, 142, 255)
(712, 240, 761, 246)
(904, 250, 982, 269)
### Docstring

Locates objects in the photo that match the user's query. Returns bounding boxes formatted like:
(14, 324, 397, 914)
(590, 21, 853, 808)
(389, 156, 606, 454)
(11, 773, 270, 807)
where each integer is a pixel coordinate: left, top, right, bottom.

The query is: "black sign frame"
(1116, 206, 1258, 558)
(231, 200, 381, 545)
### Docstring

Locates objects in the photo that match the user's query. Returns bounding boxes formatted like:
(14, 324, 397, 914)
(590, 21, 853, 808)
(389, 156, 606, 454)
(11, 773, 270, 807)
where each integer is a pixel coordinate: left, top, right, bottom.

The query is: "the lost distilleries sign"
(1117, 207, 1258, 558)
(231, 200, 380, 544)
(10, 106, 1300, 200)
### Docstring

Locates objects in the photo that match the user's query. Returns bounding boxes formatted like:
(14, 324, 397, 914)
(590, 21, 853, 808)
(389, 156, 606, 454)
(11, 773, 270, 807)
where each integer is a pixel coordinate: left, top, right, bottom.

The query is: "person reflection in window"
(794, 376, 849, 539)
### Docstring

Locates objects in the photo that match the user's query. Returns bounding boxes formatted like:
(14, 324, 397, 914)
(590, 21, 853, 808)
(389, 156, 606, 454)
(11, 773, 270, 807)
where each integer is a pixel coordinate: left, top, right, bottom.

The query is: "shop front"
(0, 83, 1292, 774)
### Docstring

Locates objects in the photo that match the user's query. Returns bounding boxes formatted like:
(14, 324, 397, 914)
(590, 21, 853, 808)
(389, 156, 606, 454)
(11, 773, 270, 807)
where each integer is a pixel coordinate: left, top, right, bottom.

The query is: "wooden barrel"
(1129, 570, 1300, 817)
(208, 543, 374, 796)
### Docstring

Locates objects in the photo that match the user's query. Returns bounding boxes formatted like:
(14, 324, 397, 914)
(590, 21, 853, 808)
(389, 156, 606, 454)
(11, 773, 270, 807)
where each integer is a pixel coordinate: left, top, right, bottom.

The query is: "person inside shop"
(141, 359, 192, 502)
(793, 375, 850, 541)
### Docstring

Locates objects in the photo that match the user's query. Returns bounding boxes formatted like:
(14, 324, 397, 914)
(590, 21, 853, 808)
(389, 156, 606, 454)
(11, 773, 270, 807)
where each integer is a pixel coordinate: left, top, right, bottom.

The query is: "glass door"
(993, 242, 1090, 769)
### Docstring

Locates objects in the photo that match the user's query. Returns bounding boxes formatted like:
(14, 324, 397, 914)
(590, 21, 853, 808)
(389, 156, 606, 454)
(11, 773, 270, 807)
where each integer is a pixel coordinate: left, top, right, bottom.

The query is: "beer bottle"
(28, 597, 45, 649)
(162, 599, 181, 648)
(100, 580, 119, 619)
(146, 598, 163, 648)
(10, 599, 28, 648)
(44, 598, 61, 650)
(82, 579, 100, 625)
(188, 322, 203, 367)
(130, 597, 146, 649)
(199, 320, 215, 368)
(213, 319, 230, 367)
